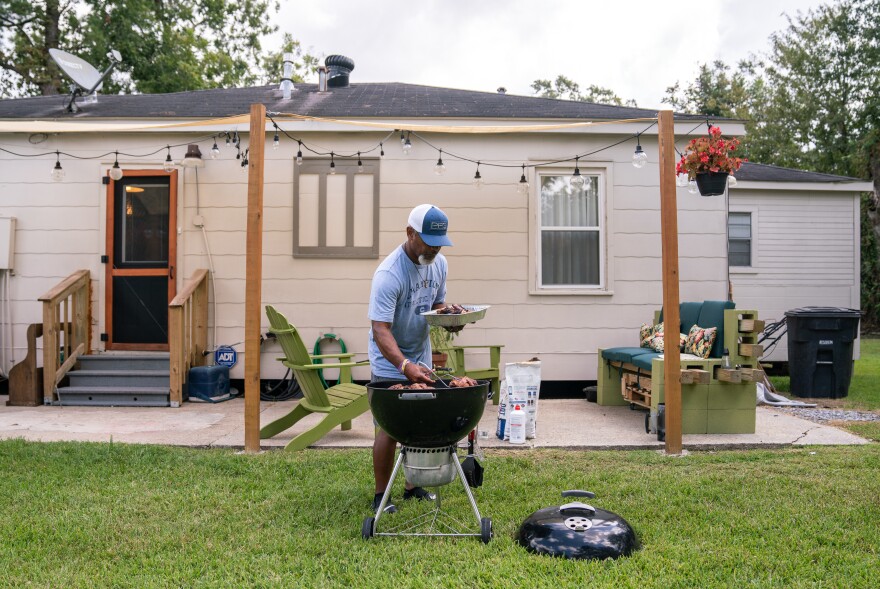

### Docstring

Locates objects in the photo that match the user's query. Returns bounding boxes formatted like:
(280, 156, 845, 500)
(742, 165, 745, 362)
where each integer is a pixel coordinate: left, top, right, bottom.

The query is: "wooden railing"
(169, 269, 210, 406)
(39, 269, 91, 404)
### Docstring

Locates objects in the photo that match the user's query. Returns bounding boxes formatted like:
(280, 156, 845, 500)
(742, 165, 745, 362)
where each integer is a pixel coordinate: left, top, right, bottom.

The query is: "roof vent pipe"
(325, 55, 355, 88)
(279, 52, 295, 99)
(317, 66, 328, 92)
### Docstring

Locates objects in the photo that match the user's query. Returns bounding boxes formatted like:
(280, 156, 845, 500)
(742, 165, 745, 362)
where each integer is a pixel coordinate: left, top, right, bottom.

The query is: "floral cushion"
(646, 332, 687, 353)
(640, 322, 686, 353)
(639, 322, 663, 348)
(684, 325, 718, 359)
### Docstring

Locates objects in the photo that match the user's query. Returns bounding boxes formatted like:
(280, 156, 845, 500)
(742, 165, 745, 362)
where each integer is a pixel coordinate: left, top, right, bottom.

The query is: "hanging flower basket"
(695, 171, 729, 197)
(675, 126, 745, 196)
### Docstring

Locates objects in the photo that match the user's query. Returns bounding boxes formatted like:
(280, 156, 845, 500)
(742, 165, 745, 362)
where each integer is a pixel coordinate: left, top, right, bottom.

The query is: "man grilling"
(367, 204, 463, 513)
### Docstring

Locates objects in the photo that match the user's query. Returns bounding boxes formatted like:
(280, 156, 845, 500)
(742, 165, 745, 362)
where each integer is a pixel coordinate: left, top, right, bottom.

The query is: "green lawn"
(1, 440, 878, 588)
(769, 336, 880, 440)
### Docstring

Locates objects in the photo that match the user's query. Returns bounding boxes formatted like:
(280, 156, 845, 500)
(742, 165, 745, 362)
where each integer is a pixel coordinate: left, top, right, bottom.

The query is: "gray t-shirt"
(368, 244, 448, 379)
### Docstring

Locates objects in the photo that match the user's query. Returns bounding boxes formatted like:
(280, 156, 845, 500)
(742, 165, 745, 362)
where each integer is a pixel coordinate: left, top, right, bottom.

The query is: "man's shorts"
(370, 372, 407, 431)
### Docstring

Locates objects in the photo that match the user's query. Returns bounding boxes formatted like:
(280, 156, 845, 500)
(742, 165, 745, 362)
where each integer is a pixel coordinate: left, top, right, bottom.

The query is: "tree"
(663, 60, 750, 119)
(0, 0, 319, 97)
(663, 0, 880, 327)
(259, 33, 320, 87)
(531, 75, 637, 107)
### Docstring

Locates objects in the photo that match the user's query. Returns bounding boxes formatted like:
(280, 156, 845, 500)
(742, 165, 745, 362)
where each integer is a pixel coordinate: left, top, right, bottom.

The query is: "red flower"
(676, 125, 744, 180)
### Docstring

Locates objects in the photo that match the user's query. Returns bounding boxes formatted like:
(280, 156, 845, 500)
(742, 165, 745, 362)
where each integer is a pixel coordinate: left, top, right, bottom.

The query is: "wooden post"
(244, 103, 266, 452)
(658, 110, 682, 455)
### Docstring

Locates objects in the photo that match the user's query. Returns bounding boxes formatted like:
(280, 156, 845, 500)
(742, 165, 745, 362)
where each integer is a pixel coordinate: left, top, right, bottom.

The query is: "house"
(729, 164, 870, 361)
(0, 56, 869, 401)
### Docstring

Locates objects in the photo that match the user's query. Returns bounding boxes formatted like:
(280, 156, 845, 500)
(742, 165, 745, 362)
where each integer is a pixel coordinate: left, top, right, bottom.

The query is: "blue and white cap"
(408, 204, 453, 247)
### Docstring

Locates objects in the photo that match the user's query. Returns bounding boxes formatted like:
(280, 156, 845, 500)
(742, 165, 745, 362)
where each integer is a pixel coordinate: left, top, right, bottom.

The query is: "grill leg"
(373, 451, 405, 529)
(452, 452, 482, 523)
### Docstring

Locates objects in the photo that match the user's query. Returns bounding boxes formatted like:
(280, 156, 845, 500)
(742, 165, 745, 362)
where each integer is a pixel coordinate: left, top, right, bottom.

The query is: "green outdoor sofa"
(597, 301, 763, 435)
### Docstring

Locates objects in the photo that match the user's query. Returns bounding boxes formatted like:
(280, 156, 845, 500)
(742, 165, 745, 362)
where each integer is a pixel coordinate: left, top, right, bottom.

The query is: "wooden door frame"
(104, 169, 178, 351)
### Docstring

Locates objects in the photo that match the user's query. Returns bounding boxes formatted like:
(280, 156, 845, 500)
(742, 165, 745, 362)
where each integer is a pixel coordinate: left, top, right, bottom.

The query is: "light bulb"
(400, 131, 406, 146)
(211, 141, 220, 159)
(727, 175, 738, 187)
(402, 137, 412, 155)
(632, 145, 648, 168)
(473, 170, 483, 190)
(379, 143, 385, 157)
(570, 156, 585, 189)
(296, 151, 303, 165)
(330, 161, 336, 175)
(273, 132, 280, 150)
(52, 161, 65, 182)
(434, 159, 446, 175)
(687, 179, 698, 194)
(163, 153, 174, 172)
(676, 173, 689, 187)
(109, 158, 123, 181)
(517, 165, 529, 194)
(225, 134, 231, 147)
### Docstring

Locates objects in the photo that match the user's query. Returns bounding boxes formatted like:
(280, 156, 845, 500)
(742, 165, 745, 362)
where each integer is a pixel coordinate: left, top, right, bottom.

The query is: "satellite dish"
(49, 48, 122, 113)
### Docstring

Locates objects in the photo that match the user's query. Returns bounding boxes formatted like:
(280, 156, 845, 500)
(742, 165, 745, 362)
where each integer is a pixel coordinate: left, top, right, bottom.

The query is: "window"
(728, 212, 752, 267)
(536, 169, 605, 289)
(293, 158, 379, 258)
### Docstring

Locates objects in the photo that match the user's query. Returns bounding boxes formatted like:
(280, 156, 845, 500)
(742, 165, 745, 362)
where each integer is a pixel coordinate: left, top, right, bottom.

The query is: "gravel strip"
(774, 407, 880, 423)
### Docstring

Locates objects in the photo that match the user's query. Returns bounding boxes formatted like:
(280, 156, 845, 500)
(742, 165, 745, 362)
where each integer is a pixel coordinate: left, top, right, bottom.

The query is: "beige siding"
(1, 129, 736, 381)
(729, 189, 861, 361)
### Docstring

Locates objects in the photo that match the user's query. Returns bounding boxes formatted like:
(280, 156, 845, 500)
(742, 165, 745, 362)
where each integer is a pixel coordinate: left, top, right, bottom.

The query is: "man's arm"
(371, 320, 434, 383)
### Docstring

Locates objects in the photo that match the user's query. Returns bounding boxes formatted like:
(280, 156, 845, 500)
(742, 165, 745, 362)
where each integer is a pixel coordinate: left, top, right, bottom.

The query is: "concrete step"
(67, 369, 170, 388)
(77, 353, 170, 372)
(55, 386, 170, 407)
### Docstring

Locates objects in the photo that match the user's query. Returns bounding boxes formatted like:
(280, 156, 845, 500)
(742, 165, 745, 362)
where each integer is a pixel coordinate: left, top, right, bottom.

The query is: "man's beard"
(418, 254, 436, 265)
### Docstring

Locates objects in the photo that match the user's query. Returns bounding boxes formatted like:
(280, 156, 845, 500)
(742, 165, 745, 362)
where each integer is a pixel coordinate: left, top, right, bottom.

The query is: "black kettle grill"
(362, 379, 492, 543)
(518, 490, 639, 559)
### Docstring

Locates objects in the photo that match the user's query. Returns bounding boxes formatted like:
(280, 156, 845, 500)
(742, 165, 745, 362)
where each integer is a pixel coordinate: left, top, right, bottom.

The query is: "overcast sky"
(273, 0, 828, 109)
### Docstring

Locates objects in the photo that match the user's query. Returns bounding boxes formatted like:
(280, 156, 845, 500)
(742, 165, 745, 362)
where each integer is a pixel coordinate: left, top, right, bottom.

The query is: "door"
(105, 170, 177, 350)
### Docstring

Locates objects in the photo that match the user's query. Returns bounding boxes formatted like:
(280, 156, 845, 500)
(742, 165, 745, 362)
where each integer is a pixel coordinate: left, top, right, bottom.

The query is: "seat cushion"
(602, 347, 656, 364)
(659, 301, 705, 334)
(679, 302, 705, 334)
(632, 352, 661, 371)
(697, 300, 735, 358)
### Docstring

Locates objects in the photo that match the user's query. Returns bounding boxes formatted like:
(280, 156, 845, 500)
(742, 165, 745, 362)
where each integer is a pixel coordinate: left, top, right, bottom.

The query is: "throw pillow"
(684, 325, 718, 359)
(646, 331, 687, 353)
(640, 322, 663, 349)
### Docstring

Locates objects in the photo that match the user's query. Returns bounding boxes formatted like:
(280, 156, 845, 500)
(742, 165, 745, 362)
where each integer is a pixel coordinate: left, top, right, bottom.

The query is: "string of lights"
(0, 112, 736, 191)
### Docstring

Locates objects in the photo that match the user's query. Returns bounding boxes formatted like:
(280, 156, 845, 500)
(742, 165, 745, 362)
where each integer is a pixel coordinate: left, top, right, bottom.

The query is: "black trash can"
(784, 307, 861, 398)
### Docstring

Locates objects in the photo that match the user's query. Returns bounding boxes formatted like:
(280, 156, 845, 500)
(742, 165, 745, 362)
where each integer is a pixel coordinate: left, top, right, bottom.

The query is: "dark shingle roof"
(0, 82, 706, 121)
(736, 162, 866, 183)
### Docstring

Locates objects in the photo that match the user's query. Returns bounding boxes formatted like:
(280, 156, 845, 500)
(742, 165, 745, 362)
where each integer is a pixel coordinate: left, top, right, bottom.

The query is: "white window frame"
(728, 207, 758, 273)
(529, 162, 612, 295)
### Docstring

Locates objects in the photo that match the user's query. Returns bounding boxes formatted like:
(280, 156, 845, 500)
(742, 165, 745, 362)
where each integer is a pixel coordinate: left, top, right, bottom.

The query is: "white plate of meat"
(421, 304, 490, 327)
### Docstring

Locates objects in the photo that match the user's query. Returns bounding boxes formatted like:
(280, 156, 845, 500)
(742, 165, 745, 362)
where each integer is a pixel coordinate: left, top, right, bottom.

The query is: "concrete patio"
(0, 395, 868, 450)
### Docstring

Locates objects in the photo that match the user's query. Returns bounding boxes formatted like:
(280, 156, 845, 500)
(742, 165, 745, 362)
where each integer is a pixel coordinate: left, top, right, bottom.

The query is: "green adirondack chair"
(260, 305, 370, 451)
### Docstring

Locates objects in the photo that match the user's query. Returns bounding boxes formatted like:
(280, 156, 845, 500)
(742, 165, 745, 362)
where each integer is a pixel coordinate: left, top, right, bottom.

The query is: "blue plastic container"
(188, 365, 231, 401)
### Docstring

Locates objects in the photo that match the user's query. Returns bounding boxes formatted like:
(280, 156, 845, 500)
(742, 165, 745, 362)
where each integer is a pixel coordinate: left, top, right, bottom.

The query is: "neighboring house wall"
(0, 127, 732, 382)
(728, 187, 861, 362)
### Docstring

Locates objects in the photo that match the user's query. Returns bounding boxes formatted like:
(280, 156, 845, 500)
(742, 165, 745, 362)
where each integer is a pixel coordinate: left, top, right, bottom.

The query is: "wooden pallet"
(622, 373, 652, 408)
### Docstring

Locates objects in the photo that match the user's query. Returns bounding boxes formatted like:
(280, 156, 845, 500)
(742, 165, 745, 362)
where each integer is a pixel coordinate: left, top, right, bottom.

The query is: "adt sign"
(214, 346, 237, 367)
